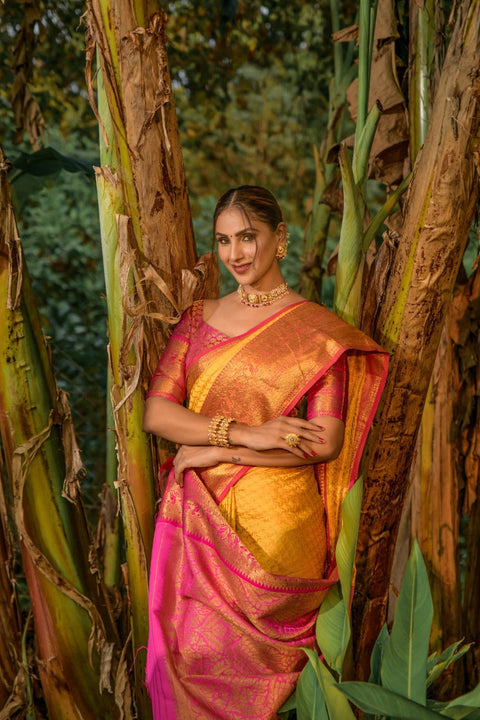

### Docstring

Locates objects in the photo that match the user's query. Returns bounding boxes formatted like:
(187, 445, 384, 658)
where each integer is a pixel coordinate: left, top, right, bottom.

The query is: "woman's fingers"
(237, 416, 329, 454)
(173, 444, 222, 485)
(278, 419, 325, 449)
(276, 417, 333, 459)
(173, 449, 185, 486)
(174, 464, 184, 487)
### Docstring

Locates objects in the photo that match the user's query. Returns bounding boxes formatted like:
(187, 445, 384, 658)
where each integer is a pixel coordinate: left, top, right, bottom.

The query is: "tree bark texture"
(0, 149, 123, 719)
(391, 269, 480, 695)
(85, 5, 218, 718)
(86, 2, 217, 368)
(455, 269, 480, 690)
(407, 322, 462, 697)
(352, 0, 480, 679)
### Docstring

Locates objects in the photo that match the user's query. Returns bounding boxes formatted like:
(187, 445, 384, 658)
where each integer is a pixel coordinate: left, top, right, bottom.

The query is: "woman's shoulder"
(201, 297, 220, 322)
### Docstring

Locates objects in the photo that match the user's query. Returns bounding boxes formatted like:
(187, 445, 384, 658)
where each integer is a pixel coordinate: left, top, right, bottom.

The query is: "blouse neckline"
(198, 299, 310, 340)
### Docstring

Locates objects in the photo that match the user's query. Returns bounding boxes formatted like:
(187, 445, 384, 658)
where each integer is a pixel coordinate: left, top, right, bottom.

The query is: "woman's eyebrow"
(215, 226, 256, 238)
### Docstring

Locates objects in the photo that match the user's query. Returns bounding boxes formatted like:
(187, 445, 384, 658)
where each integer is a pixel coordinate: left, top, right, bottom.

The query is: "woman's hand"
(173, 444, 225, 487)
(230, 416, 327, 459)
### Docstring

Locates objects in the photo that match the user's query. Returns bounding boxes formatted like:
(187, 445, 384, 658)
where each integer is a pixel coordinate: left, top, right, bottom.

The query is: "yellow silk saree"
(146, 300, 388, 719)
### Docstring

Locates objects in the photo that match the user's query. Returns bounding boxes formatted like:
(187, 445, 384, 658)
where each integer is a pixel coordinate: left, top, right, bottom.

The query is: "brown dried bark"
(407, 322, 463, 697)
(85, 3, 217, 338)
(410, 323, 462, 660)
(11, 0, 45, 149)
(453, 268, 480, 689)
(345, 0, 410, 189)
(390, 267, 480, 696)
(352, 0, 480, 678)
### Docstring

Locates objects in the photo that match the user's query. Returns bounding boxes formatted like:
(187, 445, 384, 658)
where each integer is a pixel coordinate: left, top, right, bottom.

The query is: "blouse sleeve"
(307, 353, 348, 422)
(146, 308, 193, 405)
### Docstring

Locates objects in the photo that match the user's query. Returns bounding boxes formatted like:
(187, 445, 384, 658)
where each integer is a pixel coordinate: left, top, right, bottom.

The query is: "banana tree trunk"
(410, 319, 463, 694)
(298, 0, 354, 302)
(386, 0, 464, 694)
(352, 0, 480, 679)
(408, 0, 435, 160)
(85, 4, 217, 717)
(395, 268, 480, 698)
(0, 149, 123, 719)
(455, 268, 480, 690)
(0, 453, 22, 713)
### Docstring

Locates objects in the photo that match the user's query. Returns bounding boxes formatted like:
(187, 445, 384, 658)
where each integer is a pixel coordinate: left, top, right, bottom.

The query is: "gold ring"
(285, 432, 300, 448)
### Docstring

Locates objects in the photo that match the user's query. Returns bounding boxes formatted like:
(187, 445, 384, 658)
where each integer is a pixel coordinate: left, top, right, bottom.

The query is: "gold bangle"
(208, 415, 223, 446)
(208, 415, 235, 447)
(217, 417, 235, 447)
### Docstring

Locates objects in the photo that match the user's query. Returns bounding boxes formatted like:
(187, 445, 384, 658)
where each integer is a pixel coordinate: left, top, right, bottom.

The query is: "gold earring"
(276, 232, 290, 260)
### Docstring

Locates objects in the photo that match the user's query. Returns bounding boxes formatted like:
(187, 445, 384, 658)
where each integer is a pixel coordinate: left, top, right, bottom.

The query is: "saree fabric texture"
(146, 300, 389, 719)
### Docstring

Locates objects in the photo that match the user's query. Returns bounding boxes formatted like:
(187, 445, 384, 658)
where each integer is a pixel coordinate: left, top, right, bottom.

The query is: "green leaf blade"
(338, 681, 449, 719)
(296, 655, 329, 720)
(315, 478, 363, 674)
(380, 539, 433, 705)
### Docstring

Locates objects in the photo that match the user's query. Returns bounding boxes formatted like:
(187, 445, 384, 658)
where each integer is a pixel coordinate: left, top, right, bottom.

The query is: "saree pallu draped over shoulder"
(146, 301, 389, 720)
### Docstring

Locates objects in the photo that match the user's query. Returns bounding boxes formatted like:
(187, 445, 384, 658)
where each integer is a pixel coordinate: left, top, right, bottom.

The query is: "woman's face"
(215, 207, 285, 289)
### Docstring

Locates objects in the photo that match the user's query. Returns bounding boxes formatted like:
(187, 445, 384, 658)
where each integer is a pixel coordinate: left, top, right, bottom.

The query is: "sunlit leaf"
(316, 478, 363, 674)
(338, 681, 449, 719)
(305, 649, 356, 719)
(380, 539, 433, 704)
(296, 656, 329, 720)
(427, 641, 472, 687)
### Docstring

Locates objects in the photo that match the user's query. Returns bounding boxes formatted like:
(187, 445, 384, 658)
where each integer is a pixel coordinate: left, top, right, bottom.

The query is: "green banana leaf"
(296, 658, 329, 720)
(427, 641, 472, 688)
(306, 649, 356, 719)
(316, 478, 363, 674)
(337, 681, 452, 719)
(380, 539, 433, 705)
(441, 684, 480, 717)
(369, 623, 389, 685)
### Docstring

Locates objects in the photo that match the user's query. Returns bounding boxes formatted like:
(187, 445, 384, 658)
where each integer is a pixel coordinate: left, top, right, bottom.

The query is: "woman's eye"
(217, 237, 229, 245)
(242, 234, 255, 242)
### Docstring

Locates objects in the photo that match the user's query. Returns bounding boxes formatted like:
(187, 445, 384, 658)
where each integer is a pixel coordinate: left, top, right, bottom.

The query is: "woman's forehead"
(215, 206, 262, 232)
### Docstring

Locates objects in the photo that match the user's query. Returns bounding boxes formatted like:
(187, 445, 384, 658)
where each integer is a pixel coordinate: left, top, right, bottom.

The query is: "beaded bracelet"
(208, 415, 235, 447)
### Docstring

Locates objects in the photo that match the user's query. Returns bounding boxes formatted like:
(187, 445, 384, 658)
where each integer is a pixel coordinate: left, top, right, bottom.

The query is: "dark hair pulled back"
(213, 185, 284, 231)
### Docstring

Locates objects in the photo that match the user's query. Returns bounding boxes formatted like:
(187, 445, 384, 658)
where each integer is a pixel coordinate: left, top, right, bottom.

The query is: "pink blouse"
(147, 302, 348, 421)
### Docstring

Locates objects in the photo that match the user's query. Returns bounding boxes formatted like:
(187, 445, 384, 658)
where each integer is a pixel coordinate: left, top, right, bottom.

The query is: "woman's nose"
(229, 238, 244, 261)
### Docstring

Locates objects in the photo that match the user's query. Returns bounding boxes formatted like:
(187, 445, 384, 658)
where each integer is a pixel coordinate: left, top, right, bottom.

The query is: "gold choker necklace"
(237, 281, 289, 308)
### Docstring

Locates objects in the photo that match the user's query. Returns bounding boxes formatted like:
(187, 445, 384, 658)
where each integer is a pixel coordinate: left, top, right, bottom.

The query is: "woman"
(143, 185, 388, 719)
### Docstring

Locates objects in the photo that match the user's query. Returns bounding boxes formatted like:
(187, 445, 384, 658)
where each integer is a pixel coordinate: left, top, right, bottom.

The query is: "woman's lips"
(231, 263, 251, 275)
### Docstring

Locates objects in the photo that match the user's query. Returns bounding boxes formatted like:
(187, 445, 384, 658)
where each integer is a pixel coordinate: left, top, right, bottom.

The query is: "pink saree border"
(159, 514, 337, 595)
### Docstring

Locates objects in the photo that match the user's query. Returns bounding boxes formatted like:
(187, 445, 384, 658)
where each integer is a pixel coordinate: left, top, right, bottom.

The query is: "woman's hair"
(213, 185, 284, 231)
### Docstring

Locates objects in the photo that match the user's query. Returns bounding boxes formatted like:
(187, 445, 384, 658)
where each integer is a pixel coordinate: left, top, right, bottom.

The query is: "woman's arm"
(143, 395, 331, 460)
(172, 416, 345, 485)
(143, 396, 211, 444)
(229, 415, 344, 463)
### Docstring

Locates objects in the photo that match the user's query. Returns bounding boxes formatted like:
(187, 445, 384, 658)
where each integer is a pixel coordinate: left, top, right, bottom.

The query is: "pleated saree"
(145, 300, 388, 719)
